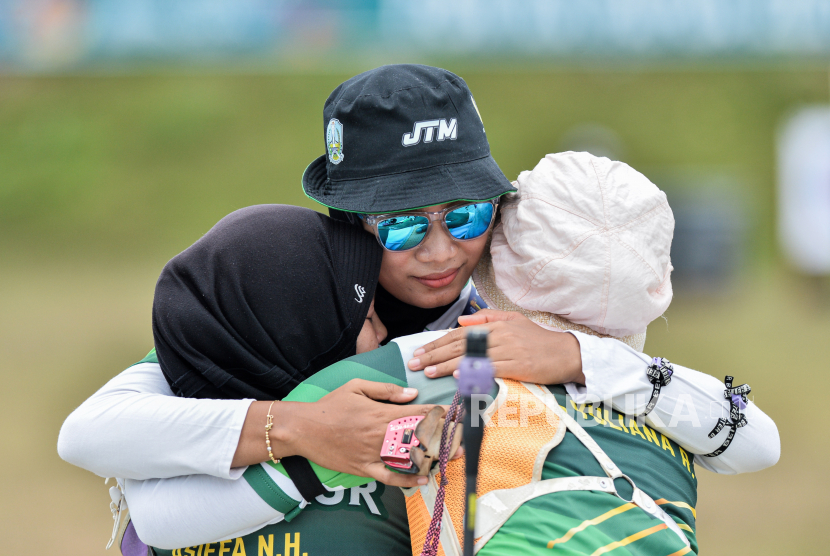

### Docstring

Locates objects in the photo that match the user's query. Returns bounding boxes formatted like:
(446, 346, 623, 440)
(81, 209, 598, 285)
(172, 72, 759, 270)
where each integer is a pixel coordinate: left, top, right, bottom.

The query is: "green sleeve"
(244, 343, 409, 497)
(132, 348, 158, 366)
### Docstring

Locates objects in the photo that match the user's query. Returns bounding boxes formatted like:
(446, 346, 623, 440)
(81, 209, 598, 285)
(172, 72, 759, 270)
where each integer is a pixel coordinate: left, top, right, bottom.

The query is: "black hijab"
(329, 208, 457, 342)
(153, 204, 383, 400)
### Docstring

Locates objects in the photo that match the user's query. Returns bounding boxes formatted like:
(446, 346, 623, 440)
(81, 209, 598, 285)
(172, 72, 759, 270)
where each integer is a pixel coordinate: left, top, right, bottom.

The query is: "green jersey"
(489, 383, 698, 555)
(144, 338, 697, 555)
(150, 483, 410, 556)
(136, 349, 410, 556)
(241, 342, 698, 555)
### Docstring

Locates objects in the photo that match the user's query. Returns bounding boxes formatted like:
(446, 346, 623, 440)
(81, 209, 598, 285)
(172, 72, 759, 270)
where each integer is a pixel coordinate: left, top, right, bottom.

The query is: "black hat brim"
(302, 154, 516, 214)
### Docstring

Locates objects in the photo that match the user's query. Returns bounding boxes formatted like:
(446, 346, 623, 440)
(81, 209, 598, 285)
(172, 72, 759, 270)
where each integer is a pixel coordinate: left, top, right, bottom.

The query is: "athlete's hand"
(407, 310, 585, 385)
(276, 379, 446, 488)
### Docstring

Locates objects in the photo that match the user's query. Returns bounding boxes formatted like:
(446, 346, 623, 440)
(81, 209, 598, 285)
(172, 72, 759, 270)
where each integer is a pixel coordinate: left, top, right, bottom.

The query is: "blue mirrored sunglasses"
(362, 200, 497, 252)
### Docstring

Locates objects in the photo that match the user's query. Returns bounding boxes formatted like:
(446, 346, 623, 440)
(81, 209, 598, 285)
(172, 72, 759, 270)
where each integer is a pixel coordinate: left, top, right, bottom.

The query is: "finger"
(412, 327, 468, 359)
(349, 379, 419, 403)
(365, 462, 429, 488)
(413, 324, 499, 370)
(490, 360, 523, 381)
(480, 343, 516, 365)
(376, 403, 442, 424)
(409, 340, 467, 370)
(423, 355, 464, 378)
(453, 357, 512, 379)
(450, 445, 465, 460)
(457, 309, 521, 326)
(477, 346, 522, 379)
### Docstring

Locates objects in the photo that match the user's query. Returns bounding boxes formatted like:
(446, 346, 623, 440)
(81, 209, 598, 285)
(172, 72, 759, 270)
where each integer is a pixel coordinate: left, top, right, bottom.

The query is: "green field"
(2, 67, 829, 554)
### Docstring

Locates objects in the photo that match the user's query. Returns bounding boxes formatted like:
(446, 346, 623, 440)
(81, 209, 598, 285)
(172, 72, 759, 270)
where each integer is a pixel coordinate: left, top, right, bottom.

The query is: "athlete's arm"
(412, 310, 779, 474)
(231, 380, 431, 487)
(124, 473, 299, 549)
(58, 361, 432, 486)
(563, 331, 780, 474)
(124, 347, 441, 549)
(58, 362, 252, 480)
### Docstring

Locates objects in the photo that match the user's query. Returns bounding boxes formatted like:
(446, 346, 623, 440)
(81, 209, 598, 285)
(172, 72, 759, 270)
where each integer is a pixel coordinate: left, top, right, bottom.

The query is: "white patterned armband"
(643, 357, 673, 415)
(703, 375, 750, 457)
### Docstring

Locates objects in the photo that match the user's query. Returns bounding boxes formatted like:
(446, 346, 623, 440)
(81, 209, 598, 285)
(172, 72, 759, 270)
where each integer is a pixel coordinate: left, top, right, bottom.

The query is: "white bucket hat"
(473, 152, 674, 351)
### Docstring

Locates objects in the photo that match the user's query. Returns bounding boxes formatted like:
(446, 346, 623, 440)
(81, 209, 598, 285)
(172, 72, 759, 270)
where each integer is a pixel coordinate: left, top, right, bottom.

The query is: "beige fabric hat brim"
(473, 248, 647, 352)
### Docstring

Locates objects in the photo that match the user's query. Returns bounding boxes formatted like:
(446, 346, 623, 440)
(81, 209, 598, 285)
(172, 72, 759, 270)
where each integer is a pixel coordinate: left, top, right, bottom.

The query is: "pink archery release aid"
(381, 415, 425, 472)
(381, 408, 463, 476)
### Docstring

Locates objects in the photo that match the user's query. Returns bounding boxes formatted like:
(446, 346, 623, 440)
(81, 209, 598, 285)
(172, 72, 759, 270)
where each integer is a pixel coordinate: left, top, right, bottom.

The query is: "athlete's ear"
(368, 297, 387, 343)
(356, 297, 387, 353)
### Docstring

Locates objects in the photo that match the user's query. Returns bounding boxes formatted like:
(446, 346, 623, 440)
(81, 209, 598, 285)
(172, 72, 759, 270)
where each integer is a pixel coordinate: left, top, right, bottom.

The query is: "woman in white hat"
(418, 151, 778, 474)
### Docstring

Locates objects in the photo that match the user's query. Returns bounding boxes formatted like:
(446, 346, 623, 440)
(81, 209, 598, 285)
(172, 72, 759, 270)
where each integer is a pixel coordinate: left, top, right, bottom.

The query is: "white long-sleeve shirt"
(57, 280, 470, 481)
(58, 329, 779, 481)
(58, 330, 779, 548)
(58, 361, 253, 480)
(565, 330, 780, 474)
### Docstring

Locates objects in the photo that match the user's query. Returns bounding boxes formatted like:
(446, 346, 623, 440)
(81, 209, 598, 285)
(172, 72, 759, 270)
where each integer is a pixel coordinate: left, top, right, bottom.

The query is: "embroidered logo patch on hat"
(302, 64, 515, 213)
(327, 118, 344, 165)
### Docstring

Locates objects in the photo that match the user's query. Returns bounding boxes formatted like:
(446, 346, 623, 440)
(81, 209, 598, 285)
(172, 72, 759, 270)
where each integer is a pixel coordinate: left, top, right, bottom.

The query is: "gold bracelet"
(265, 401, 280, 465)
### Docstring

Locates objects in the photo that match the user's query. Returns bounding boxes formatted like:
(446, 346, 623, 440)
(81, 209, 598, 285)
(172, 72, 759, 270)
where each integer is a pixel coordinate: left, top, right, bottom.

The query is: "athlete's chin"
(416, 292, 458, 308)
(409, 279, 467, 308)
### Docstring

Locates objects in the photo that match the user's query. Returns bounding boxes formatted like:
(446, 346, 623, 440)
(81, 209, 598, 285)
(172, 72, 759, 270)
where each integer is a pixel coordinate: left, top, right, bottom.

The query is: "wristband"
(644, 357, 673, 415)
(703, 375, 750, 457)
(265, 401, 281, 466)
(264, 401, 326, 501)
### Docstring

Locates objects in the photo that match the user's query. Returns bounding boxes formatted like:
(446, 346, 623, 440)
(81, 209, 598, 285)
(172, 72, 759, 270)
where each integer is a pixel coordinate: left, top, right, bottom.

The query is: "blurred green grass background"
(2, 67, 829, 554)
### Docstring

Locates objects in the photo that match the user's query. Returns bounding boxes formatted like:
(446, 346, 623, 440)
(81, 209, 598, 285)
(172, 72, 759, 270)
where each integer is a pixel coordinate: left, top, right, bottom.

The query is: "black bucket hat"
(302, 64, 516, 214)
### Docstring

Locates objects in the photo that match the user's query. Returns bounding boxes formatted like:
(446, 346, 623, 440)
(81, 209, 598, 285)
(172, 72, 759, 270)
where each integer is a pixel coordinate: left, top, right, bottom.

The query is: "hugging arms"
(58, 65, 779, 555)
(60, 196, 777, 553)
